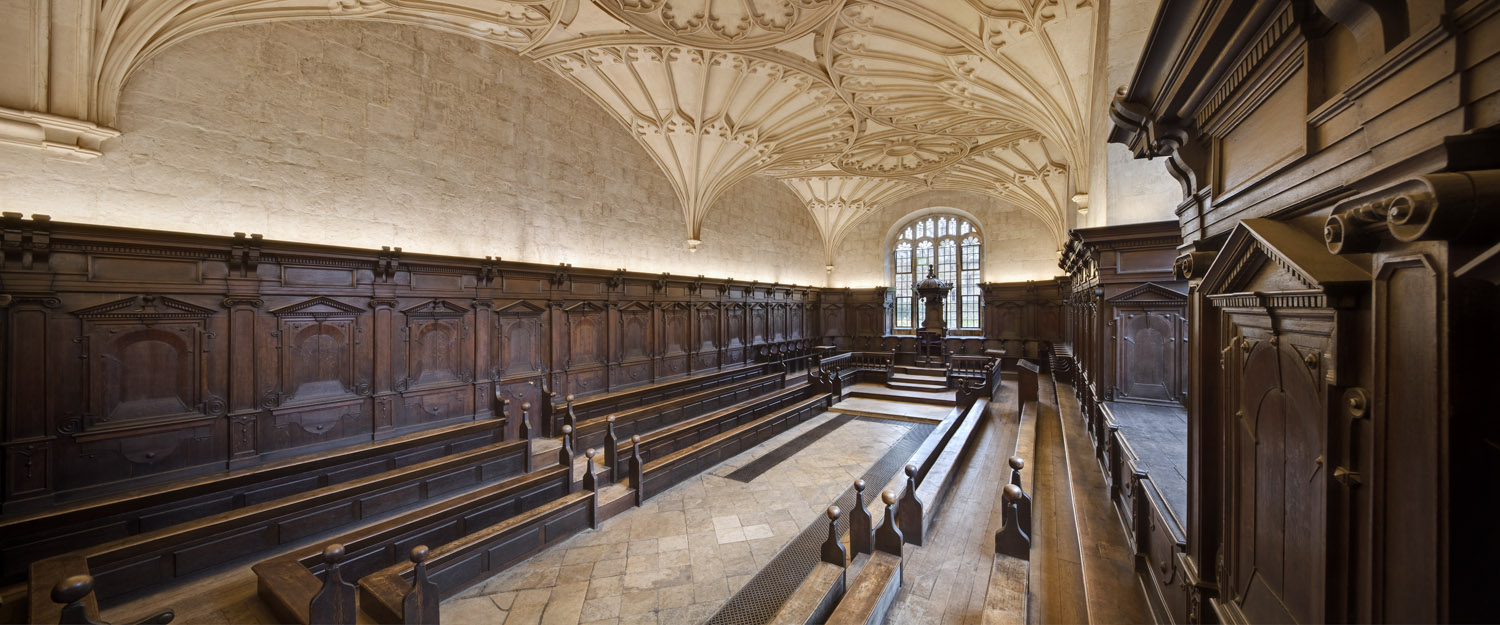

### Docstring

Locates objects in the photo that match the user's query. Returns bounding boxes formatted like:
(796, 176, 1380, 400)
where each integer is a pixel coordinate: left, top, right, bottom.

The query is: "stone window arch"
(892, 215, 981, 330)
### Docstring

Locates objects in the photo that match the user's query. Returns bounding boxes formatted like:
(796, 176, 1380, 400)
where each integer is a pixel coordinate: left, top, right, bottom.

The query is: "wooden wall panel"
(0, 219, 820, 511)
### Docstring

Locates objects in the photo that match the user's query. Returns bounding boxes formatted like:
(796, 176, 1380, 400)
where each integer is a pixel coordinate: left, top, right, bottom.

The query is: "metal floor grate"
(724, 413, 858, 483)
(703, 417, 937, 625)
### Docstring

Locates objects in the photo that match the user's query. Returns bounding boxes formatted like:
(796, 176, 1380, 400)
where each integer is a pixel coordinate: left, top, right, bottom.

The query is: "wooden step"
(0, 418, 506, 585)
(889, 372, 947, 385)
(849, 387, 954, 407)
(888, 380, 949, 393)
(895, 365, 947, 377)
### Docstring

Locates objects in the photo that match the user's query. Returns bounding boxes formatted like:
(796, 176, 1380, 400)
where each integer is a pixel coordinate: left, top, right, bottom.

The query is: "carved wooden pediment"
(561, 301, 602, 313)
(72, 295, 215, 320)
(1106, 282, 1188, 305)
(494, 299, 547, 315)
(401, 299, 468, 317)
(1199, 219, 1369, 308)
(617, 301, 652, 312)
(269, 296, 364, 317)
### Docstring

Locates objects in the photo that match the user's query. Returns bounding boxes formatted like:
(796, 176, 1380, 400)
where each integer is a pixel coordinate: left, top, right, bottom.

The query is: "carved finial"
(827, 505, 841, 520)
(855, 479, 866, 492)
(409, 545, 428, 564)
(1009, 457, 1024, 471)
(586, 448, 597, 460)
(905, 464, 916, 478)
(566, 394, 575, 403)
(881, 490, 896, 505)
(1003, 484, 1023, 501)
(51, 575, 94, 606)
(323, 543, 346, 563)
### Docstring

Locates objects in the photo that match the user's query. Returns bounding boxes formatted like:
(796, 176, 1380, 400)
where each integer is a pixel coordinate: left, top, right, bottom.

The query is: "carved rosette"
(593, 0, 846, 50)
(821, 0, 1090, 160)
(834, 130, 970, 176)
(538, 39, 857, 241)
(779, 174, 924, 265)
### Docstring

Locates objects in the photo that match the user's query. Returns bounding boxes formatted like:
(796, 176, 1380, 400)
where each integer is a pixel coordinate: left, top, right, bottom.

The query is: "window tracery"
(893, 215, 982, 330)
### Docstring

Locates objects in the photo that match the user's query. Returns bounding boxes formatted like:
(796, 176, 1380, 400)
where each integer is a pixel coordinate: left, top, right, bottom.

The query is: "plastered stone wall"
(0, 20, 827, 285)
(831, 190, 1063, 288)
(1084, 0, 1182, 227)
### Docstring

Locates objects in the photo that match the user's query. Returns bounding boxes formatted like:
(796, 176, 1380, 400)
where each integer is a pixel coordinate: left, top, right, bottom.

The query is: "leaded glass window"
(891, 216, 982, 330)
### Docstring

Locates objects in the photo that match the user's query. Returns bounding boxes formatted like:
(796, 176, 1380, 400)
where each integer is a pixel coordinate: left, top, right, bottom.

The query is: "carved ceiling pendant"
(929, 130, 1070, 242)
(835, 129, 970, 176)
(780, 174, 924, 266)
(539, 37, 857, 245)
(592, 0, 847, 50)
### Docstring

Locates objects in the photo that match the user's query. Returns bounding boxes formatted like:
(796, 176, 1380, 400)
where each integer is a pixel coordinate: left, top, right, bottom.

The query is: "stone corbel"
(0, 107, 119, 161)
(1324, 170, 1500, 254)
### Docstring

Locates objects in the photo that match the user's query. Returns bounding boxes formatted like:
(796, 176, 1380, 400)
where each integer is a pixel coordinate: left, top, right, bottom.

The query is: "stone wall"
(830, 189, 1063, 287)
(0, 20, 827, 285)
(1084, 0, 1182, 227)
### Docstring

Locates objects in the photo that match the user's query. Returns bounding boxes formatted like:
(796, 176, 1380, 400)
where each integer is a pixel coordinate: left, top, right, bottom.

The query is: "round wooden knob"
(905, 464, 917, 477)
(607, 415, 616, 423)
(51, 575, 93, 605)
(632, 434, 641, 444)
(566, 394, 575, 402)
(1009, 457, 1024, 471)
(562, 425, 573, 435)
(827, 506, 841, 520)
(322, 543, 346, 563)
(1003, 484, 1023, 501)
(409, 545, 428, 563)
(586, 448, 597, 459)
(881, 490, 896, 505)
(854, 479, 866, 492)
(521, 402, 532, 411)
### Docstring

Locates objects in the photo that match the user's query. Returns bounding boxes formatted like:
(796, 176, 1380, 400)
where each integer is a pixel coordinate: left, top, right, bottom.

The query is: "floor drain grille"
(703, 416, 936, 625)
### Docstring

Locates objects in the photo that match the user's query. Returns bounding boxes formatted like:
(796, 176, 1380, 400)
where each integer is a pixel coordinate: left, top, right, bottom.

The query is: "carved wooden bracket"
(1325, 170, 1500, 254)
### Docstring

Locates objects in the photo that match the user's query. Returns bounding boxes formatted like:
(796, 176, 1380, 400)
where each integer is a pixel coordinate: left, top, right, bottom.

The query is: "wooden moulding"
(253, 464, 570, 625)
(357, 491, 594, 624)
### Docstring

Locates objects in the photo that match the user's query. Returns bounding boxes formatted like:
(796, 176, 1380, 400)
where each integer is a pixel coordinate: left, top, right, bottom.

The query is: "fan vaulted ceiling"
(82, 0, 1094, 261)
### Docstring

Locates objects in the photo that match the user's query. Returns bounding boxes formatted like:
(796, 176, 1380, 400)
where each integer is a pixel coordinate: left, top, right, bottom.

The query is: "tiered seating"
(5, 363, 793, 625)
(544, 363, 767, 432)
(0, 419, 506, 585)
(252, 369, 836, 624)
(772, 387, 994, 625)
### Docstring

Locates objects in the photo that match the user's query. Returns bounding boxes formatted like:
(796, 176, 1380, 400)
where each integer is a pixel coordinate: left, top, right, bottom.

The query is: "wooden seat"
(0, 419, 507, 586)
(24, 437, 529, 624)
(606, 382, 812, 477)
(569, 371, 785, 452)
(254, 464, 573, 625)
(549, 363, 766, 431)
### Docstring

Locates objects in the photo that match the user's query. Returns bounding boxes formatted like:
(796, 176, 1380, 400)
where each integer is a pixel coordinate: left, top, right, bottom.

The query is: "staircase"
(886, 365, 949, 393)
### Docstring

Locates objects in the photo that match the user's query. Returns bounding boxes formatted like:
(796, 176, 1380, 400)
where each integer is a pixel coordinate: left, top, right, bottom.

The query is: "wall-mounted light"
(686, 238, 701, 253)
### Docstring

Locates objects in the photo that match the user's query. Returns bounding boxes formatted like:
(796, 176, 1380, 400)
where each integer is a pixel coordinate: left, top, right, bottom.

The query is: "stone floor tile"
(714, 526, 746, 544)
(502, 588, 551, 625)
(558, 563, 593, 583)
(579, 595, 621, 622)
(587, 575, 624, 600)
(657, 584, 695, 610)
(441, 596, 509, 624)
(540, 581, 589, 625)
(618, 589, 658, 617)
(741, 523, 774, 540)
(563, 545, 608, 565)
(592, 557, 627, 578)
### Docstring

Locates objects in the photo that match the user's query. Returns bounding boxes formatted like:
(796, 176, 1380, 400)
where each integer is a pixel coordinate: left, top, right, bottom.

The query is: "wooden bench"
(605, 383, 813, 479)
(826, 551, 903, 625)
(356, 490, 593, 624)
(0, 419, 506, 585)
(25, 437, 528, 624)
(570, 371, 785, 452)
(639, 392, 831, 499)
(254, 464, 572, 625)
(548, 364, 765, 432)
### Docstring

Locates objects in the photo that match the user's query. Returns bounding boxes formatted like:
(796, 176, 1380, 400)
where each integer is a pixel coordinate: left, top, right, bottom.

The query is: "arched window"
(893, 215, 981, 331)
